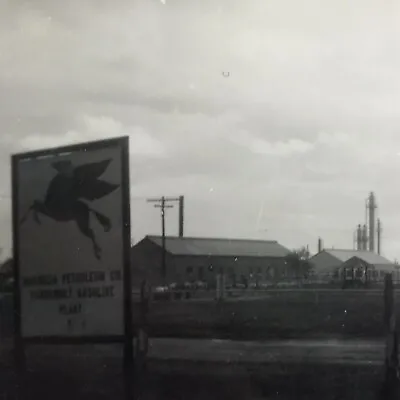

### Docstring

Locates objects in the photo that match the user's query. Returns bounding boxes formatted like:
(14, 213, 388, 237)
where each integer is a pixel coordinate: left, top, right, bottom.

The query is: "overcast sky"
(1, 0, 400, 259)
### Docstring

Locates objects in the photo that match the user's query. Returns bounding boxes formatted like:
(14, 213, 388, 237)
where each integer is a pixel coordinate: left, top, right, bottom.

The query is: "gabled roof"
(145, 235, 290, 258)
(313, 249, 393, 265)
(342, 256, 370, 268)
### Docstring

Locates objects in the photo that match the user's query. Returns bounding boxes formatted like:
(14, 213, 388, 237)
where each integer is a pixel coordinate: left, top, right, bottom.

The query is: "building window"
(249, 267, 253, 278)
(355, 268, 363, 278)
(186, 266, 193, 275)
(198, 267, 204, 280)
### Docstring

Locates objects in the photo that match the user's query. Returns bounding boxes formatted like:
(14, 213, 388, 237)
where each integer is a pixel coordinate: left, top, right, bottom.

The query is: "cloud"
(18, 115, 166, 157)
(1, 0, 400, 259)
(230, 131, 315, 156)
(317, 132, 352, 147)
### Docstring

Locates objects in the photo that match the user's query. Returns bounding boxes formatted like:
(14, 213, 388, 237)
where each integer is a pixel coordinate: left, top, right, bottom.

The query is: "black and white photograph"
(0, 0, 400, 399)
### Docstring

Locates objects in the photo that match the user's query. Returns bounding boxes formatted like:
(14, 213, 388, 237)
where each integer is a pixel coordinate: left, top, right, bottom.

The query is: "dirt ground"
(0, 346, 388, 399)
(0, 290, 394, 398)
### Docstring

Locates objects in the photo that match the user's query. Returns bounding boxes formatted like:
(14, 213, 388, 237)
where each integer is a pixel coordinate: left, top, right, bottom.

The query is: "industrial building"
(310, 191, 398, 283)
(310, 249, 397, 282)
(131, 235, 291, 287)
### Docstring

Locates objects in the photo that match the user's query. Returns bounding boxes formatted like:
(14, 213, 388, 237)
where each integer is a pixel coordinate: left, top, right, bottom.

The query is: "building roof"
(314, 249, 393, 266)
(145, 235, 290, 258)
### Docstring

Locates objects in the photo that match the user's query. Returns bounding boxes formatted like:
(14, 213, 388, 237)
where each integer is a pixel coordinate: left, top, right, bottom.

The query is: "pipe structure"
(362, 224, 368, 250)
(377, 218, 382, 255)
(318, 237, 323, 253)
(356, 224, 362, 250)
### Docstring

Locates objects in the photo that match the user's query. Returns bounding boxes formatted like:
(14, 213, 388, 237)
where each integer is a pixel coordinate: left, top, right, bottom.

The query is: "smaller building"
(0, 258, 13, 292)
(310, 249, 396, 282)
(131, 235, 291, 287)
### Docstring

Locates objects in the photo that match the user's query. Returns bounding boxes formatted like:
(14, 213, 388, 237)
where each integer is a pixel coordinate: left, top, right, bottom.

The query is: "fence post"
(383, 273, 399, 396)
(137, 280, 149, 371)
(216, 273, 226, 303)
(216, 273, 221, 302)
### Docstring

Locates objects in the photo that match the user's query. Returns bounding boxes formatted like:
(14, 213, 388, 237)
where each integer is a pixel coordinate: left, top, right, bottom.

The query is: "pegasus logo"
(20, 159, 119, 260)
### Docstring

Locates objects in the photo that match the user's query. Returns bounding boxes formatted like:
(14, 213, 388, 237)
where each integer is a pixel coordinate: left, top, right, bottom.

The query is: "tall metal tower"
(367, 192, 377, 252)
(353, 192, 383, 253)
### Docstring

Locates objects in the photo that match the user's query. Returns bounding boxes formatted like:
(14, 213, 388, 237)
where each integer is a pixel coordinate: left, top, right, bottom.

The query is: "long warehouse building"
(131, 235, 291, 287)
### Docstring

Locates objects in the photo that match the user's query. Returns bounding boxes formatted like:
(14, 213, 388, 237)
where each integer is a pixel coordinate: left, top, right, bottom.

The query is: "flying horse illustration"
(20, 159, 120, 260)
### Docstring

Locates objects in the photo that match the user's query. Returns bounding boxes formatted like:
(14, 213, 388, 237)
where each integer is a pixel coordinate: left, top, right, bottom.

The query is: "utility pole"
(147, 197, 173, 285)
(147, 196, 185, 284)
(178, 195, 184, 237)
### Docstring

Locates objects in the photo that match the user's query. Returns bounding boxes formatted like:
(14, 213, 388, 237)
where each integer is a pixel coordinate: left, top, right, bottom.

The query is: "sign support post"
(12, 153, 26, 400)
(383, 273, 399, 398)
(121, 139, 134, 400)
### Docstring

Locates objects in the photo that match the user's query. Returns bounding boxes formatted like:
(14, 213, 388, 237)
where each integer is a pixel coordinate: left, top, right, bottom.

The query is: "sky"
(1, 0, 400, 260)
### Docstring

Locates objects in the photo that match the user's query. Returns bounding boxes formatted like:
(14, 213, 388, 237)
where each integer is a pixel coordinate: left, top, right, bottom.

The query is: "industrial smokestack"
(362, 224, 368, 250)
(368, 192, 376, 252)
(318, 237, 323, 252)
(178, 195, 184, 237)
(377, 218, 382, 255)
(356, 224, 362, 250)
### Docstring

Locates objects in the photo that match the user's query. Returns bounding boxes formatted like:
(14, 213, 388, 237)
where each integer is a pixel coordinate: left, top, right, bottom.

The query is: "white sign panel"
(15, 139, 127, 338)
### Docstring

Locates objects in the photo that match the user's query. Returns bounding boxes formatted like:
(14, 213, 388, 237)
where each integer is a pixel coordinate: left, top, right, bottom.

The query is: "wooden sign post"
(383, 273, 399, 397)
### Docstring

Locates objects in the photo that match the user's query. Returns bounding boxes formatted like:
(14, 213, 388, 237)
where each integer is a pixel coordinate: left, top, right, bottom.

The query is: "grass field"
(132, 290, 392, 340)
(0, 289, 392, 341)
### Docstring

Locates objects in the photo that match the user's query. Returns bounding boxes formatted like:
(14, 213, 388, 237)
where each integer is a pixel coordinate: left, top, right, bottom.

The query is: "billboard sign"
(12, 137, 131, 339)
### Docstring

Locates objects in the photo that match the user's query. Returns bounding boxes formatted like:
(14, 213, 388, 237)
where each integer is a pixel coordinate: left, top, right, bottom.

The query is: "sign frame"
(11, 136, 134, 396)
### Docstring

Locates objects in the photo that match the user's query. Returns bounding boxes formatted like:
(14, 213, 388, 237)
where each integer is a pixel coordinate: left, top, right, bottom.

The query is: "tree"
(285, 247, 313, 281)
